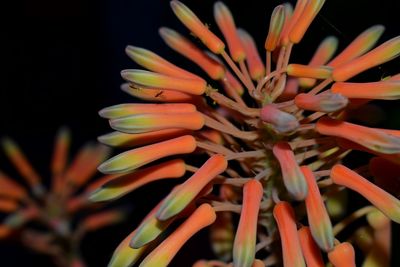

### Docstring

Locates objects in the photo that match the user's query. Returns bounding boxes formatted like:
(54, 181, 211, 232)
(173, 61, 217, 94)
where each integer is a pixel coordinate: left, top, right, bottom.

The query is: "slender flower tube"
(140, 203, 216, 267)
(260, 105, 299, 133)
(286, 64, 332, 79)
(294, 93, 348, 113)
(328, 25, 385, 68)
(331, 164, 400, 223)
(0, 171, 28, 200)
(238, 29, 265, 80)
(332, 36, 400, 82)
(170, 0, 225, 54)
(331, 80, 400, 100)
(159, 27, 225, 80)
(298, 227, 324, 267)
(273, 202, 306, 267)
(156, 154, 227, 220)
(98, 135, 196, 174)
(273, 142, 308, 200)
(301, 166, 334, 251)
(280, 0, 307, 46)
(109, 112, 205, 134)
(125, 45, 200, 80)
(121, 69, 207, 95)
(233, 179, 263, 267)
(98, 129, 191, 148)
(316, 117, 400, 154)
(214, 2, 245, 62)
(90, 159, 186, 202)
(99, 103, 197, 119)
(289, 0, 326, 44)
(265, 5, 285, 52)
(328, 242, 356, 267)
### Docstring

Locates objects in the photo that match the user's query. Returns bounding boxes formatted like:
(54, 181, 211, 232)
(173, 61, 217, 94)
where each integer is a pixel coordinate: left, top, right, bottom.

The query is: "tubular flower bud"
(331, 80, 400, 100)
(273, 142, 308, 201)
(125, 46, 200, 80)
(289, 0, 326, 44)
(298, 227, 324, 267)
(265, 5, 285, 52)
(287, 64, 332, 79)
(214, 2, 245, 62)
(316, 117, 400, 154)
(121, 83, 195, 103)
(299, 36, 338, 88)
(51, 127, 70, 177)
(98, 129, 190, 148)
(328, 25, 385, 68)
(328, 242, 356, 267)
(98, 135, 196, 174)
(170, 0, 225, 54)
(121, 69, 207, 95)
(156, 155, 227, 221)
(159, 27, 225, 80)
(0, 199, 19, 213)
(273, 202, 306, 267)
(82, 210, 125, 232)
(238, 29, 265, 80)
(0, 171, 28, 200)
(280, 0, 308, 46)
(331, 164, 400, 223)
(301, 166, 334, 251)
(99, 103, 197, 119)
(90, 159, 186, 202)
(260, 105, 299, 133)
(140, 204, 216, 267)
(233, 180, 263, 267)
(109, 112, 205, 134)
(332, 36, 400, 82)
(294, 93, 348, 113)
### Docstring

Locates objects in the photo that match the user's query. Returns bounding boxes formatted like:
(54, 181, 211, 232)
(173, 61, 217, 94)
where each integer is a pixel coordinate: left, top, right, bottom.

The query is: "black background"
(2, 0, 400, 266)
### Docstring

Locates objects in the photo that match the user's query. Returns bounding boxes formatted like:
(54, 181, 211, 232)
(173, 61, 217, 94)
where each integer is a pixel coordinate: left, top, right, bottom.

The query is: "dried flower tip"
(289, 0, 326, 44)
(214, 2, 245, 62)
(125, 45, 200, 80)
(301, 166, 334, 251)
(328, 25, 385, 68)
(90, 159, 186, 202)
(98, 129, 190, 148)
(331, 80, 400, 100)
(98, 135, 196, 174)
(273, 142, 308, 200)
(121, 83, 195, 103)
(298, 227, 324, 267)
(159, 27, 225, 80)
(294, 93, 348, 113)
(332, 36, 400, 82)
(327, 242, 356, 267)
(316, 117, 400, 154)
(108, 229, 149, 267)
(156, 154, 227, 221)
(121, 69, 207, 95)
(286, 64, 332, 79)
(273, 201, 306, 267)
(299, 36, 338, 88)
(238, 29, 265, 80)
(265, 5, 285, 52)
(260, 105, 299, 133)
(140, 203, 216, 267)
(233, 180, 263, 267)
(331, 164, 400, 223)
(99, 103, 197, 119)
(109, 112, 204, 134)
(170, 0, 225, 54)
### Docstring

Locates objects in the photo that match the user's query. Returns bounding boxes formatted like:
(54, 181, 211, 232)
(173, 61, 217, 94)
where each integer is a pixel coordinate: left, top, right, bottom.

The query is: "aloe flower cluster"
(95, 0, 400, 266)
(0, 129, 125, 267)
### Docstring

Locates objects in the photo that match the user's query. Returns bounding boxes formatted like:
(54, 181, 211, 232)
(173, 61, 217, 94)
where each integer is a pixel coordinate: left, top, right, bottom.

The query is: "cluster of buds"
(0, 129, 126, 267)
(95, 0, 400, 266)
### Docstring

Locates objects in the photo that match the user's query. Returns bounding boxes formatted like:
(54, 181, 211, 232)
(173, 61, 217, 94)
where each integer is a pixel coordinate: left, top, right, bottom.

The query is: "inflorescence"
(95, 1, 400, 266)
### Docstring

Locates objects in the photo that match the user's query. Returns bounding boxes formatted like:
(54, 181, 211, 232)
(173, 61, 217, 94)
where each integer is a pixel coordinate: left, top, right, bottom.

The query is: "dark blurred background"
(1, 0, 400, 266)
